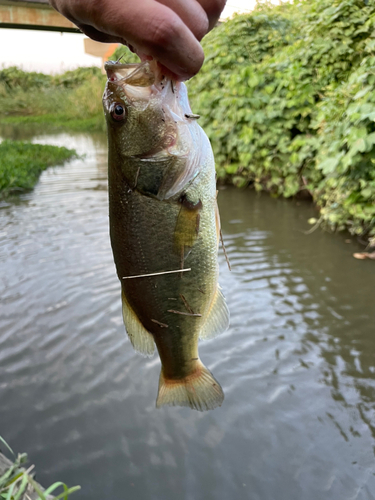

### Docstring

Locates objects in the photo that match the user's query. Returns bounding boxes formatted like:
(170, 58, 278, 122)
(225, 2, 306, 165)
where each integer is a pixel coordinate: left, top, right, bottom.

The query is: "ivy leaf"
(186, 0, 375, 242)
(351, 138, 366, 154)
(353, 86, 372, 100)
(318, 157, 340, 174)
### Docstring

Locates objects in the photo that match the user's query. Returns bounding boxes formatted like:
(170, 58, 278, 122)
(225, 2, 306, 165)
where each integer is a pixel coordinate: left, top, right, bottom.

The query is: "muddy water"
(1, 129, 375, 500)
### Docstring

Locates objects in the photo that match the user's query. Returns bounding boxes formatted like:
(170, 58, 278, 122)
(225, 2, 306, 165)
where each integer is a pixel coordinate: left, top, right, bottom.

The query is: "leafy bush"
(53, 66, 103, 88)
(189, 0, 375, 241)
(0, 66, 102, 91)
(0, 140, 77, 193)
(0, 67, 51, 92)
(0, 66, 106, 131)
(312, 37, 375, 237)
(188, 2, 299, 181)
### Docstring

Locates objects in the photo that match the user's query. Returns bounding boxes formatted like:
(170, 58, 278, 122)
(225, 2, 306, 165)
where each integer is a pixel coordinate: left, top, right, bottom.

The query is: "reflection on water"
(1, 128, 375, 500)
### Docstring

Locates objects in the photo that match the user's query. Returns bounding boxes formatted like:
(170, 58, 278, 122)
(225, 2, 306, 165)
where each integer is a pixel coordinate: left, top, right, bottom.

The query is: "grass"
(0, 436, 80, 500)
(0, 140, 77, 194)
(0, 67, 106, 133)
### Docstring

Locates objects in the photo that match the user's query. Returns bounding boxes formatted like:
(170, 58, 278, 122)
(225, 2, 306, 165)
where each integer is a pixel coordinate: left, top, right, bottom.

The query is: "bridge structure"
(0, 0, 118, 65)
(0, 0, 232, 67)
(0, 0, 79, 32)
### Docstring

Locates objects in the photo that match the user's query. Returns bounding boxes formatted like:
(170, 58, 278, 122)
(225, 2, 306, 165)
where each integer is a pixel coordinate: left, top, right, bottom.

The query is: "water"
(1, 129, 375, 500)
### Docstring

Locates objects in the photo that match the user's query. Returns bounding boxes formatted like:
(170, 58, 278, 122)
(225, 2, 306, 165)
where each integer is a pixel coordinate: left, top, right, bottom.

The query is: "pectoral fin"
(121, 289, 155, 357)
(199, 287, 230, 341)
(174, 194, 202, 261)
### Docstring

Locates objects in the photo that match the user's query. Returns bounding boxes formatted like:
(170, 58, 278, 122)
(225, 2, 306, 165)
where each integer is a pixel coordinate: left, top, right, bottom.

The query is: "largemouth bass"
(103, 61, 229, 411)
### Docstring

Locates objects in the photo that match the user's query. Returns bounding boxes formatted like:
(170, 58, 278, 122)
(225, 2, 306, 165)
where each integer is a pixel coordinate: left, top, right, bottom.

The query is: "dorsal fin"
(121, 289, 155, 357)
(199, 287, 230, 341)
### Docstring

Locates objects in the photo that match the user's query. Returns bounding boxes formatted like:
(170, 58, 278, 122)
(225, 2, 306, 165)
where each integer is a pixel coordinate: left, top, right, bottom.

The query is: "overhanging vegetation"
(188, 0, 375, 243)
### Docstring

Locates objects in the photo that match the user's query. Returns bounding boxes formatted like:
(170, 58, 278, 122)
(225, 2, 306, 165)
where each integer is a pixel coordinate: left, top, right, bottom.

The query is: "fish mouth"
(104, 60, 160, 87)
(103, 60, 167, 105)
(103, 60, 197, 148)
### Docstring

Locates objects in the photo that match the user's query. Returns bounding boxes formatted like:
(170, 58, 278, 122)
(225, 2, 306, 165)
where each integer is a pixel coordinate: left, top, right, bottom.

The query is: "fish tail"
(156, 360, 224, 412)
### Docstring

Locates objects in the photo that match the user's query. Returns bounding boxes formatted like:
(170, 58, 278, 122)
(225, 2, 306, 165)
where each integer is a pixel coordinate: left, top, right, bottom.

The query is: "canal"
(1, 128, 375, 500)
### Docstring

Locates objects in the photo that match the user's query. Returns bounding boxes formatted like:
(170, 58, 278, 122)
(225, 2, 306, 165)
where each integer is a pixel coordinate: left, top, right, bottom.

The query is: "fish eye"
(111, 103, 126, 122)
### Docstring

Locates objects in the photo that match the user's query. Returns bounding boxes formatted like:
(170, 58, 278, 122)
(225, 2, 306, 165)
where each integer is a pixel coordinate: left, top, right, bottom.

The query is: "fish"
(102, 60, 229, 411)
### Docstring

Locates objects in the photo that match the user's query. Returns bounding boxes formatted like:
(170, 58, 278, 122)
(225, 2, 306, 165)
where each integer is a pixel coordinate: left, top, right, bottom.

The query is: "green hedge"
(188, 0, 375, 242)
(0, 66, 103, 91)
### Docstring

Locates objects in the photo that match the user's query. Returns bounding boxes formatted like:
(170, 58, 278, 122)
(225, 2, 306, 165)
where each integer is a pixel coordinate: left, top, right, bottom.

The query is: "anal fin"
(121, 288, 155, 357)
(200, 286, 230, 341)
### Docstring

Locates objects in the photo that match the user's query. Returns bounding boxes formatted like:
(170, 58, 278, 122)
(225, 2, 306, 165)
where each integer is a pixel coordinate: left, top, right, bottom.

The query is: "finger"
(134, 11, 205, 80)
(196, 0, 226, 30)
(155, 0, 209, 40)
(90, 0, 206, 80)
(78, 23, 124, 44)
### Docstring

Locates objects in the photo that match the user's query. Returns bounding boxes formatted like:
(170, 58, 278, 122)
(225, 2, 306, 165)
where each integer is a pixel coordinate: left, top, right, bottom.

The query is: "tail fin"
(156, 360, 224, 412)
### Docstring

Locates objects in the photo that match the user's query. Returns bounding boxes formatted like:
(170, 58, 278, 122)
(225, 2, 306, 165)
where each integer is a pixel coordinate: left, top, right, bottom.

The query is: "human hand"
(49, 0, 226, 80)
